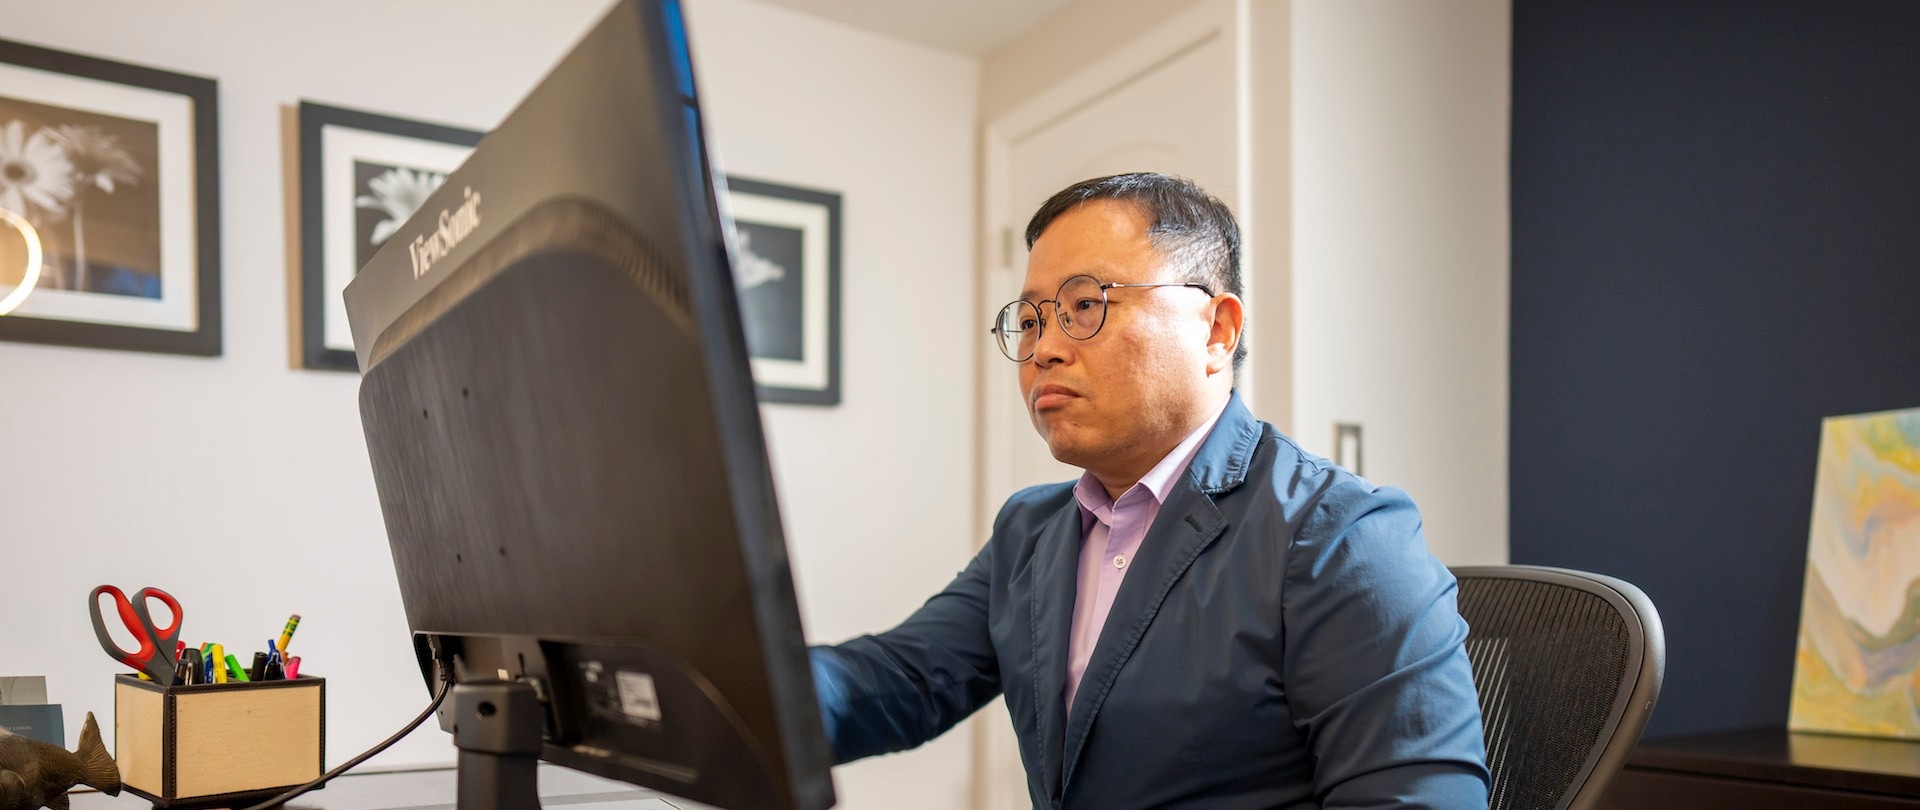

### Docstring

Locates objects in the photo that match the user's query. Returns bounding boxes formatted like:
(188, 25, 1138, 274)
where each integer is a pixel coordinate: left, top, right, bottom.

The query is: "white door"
(975, 4, 1238, 806)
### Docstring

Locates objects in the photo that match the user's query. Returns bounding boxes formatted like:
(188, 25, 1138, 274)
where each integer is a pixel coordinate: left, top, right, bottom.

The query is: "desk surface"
(1626, 727, 1920, 796)
(69, 764, 719, 810)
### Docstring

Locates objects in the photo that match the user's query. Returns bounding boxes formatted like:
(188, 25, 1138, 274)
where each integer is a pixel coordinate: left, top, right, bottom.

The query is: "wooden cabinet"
(1600, 729, 1920, 809)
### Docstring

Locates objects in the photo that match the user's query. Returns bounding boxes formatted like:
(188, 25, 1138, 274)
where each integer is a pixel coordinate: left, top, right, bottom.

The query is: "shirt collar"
(1073, 397, 1231, 524)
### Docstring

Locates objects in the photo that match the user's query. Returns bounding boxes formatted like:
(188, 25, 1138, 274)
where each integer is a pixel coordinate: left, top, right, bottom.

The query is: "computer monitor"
(341, 2, 834, 809)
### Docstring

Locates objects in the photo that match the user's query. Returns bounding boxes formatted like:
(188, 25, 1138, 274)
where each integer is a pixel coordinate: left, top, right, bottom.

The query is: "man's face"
(1018, 200, 1219, 474)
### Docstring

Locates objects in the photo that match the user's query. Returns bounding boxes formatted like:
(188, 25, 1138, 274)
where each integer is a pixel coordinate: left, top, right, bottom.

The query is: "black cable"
(238, 677, 453, 810)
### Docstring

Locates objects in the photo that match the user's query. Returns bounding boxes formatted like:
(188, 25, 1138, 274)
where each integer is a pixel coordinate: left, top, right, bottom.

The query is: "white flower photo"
(299, 101, 480, 370)
(352, 162, 448, 269)
(0, 38, 220, 356)
(0, 97, 158, 299)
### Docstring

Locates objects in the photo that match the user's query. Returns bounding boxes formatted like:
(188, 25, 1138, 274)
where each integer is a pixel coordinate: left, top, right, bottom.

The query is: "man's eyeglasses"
(989, 274, 1214, 362)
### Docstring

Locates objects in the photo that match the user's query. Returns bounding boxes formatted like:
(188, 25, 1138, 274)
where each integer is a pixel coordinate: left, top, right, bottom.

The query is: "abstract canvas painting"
(1790, 407, 1920, 737)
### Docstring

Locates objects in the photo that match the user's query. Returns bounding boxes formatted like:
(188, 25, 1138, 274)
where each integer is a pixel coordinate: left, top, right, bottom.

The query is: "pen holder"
(112, 673, 326, 808)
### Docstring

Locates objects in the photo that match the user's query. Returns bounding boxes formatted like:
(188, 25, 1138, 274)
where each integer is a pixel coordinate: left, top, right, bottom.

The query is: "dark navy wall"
(1511, 0, 1920, 737)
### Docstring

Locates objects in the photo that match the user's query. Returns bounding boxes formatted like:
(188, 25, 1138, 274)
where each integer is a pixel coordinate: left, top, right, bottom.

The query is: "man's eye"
(1072, 298, 1100, 312)
(1018, 318, 1038, 330)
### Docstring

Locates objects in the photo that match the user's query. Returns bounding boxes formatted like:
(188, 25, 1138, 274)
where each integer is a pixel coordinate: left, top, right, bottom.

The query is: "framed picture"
(0, 38, 220, 355)
(725, 176, 842, 405)
(298, 101, 481, 371)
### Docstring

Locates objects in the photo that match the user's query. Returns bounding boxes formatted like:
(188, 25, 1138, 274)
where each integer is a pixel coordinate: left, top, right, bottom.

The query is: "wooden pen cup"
(113, 673, 326, 808)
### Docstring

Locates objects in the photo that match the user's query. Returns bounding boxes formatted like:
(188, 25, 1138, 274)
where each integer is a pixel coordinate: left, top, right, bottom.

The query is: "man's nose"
(1030, 305, 1072, 367)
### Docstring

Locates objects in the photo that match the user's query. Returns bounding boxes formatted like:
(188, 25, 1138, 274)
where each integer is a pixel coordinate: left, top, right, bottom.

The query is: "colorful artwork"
(1790, 407, 1920, 737)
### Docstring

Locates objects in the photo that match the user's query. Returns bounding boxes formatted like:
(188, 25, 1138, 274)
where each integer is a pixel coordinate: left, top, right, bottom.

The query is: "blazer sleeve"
(808, 540, 1003, 764)
(1281, 479, 1491, 809)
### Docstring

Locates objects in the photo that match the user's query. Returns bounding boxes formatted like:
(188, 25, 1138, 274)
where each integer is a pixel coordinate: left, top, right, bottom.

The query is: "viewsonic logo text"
(408, 186, 482, 279)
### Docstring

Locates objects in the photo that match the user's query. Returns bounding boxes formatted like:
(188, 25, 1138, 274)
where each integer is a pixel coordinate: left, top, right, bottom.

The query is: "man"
(810, 173, 1488, 808)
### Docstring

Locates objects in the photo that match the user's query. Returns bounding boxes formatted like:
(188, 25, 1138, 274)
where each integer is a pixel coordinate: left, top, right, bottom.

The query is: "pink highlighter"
(285, 656, 301, 679)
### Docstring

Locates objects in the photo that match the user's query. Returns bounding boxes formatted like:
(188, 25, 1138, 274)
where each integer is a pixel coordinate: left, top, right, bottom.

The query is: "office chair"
(1450, 565, 1665, 810)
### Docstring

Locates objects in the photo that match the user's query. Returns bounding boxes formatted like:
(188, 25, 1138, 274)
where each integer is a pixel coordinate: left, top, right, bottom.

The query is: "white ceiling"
(747, 0, 1072, 56)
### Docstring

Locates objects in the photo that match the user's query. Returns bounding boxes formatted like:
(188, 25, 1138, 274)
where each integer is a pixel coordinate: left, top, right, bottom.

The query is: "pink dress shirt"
(1062, 401, 1228, 715)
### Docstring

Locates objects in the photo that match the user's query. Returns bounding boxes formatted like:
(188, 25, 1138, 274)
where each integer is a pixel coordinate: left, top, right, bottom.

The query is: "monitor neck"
(455, 680, 545, 810)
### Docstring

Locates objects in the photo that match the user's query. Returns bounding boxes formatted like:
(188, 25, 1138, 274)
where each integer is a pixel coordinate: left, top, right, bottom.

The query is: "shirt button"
(1112, 554, 1128, 570)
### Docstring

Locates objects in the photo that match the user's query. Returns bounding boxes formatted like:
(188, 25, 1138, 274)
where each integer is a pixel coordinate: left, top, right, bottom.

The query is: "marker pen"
(225, 654, 250, 682)
(181, 649, 204, 685)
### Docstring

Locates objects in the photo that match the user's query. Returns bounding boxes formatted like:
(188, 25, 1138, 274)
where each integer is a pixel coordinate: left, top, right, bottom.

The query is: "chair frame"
(1450, 565, 1666, 810)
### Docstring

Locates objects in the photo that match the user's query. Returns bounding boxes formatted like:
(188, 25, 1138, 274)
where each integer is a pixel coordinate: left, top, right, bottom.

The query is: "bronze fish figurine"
(0, 712, 120, 810)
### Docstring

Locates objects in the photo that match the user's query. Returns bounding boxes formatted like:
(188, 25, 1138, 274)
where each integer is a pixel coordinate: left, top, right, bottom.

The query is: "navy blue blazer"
(811, 392, 1489, 808)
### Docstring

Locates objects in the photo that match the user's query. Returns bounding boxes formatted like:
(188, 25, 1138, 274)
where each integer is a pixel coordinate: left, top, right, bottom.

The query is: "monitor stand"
(454, 680, 544, 810)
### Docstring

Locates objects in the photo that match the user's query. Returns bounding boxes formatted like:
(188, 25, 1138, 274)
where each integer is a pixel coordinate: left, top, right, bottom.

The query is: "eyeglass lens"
(993, 275, 1107, 361)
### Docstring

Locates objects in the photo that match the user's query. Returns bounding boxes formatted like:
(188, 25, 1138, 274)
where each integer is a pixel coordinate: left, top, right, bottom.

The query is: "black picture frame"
(297, 101, 482, 371)
(0, 38, 220, 356)
(725, 176, 843, 406)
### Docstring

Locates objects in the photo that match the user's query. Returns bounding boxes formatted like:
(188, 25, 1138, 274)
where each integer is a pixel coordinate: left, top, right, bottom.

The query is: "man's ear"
(1205, 293, 1244, 376)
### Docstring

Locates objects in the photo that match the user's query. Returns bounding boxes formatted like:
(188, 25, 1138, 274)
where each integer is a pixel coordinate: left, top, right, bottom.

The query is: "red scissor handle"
(89, 585, 183, 683)
(134, 587, 182, 641)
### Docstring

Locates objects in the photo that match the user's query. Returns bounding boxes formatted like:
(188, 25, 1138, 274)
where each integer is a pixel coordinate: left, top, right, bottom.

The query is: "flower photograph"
(0, 38, 220, 356)
(733, 219, 804, 363)
(725, 176, 842, 406)
(0, 95, 160, 299)
(353, 161, 447, 272)
(299, 101, 480, 371)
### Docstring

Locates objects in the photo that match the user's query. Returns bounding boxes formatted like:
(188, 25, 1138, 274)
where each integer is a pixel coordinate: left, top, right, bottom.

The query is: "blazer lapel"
(1058, 479, 1226, 790)
(1025, 498, 1084, 804)
(1057, 391, 1263, 791)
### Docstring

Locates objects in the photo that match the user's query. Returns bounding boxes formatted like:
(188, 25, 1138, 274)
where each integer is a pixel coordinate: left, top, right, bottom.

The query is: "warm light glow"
(0, 207, 42, 316)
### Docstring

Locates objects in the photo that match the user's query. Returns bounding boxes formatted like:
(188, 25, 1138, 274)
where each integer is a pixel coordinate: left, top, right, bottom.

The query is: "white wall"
(1289, 0, 1510, 565)
(0, 1, 980, 808)
(686, 3, 983, 809)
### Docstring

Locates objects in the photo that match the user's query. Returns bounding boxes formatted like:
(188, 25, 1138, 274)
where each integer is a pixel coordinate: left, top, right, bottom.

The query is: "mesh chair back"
(1452, 566, 1664, 810)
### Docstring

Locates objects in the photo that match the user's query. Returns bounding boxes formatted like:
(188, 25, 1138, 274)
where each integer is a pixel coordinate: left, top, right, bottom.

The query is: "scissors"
(89, 585, 184, 685)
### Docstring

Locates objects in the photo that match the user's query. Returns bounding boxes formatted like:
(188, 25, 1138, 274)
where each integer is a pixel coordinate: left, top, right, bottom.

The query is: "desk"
(1600, 728, 1920, 809)
(69, 764, 719, 810)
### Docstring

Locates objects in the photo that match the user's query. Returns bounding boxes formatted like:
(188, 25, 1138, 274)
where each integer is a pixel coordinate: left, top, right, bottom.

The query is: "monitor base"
(455, 680, 545, 810)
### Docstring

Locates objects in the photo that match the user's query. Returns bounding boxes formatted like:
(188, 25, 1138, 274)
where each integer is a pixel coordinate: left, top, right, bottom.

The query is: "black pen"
(179, 648, 204, 685)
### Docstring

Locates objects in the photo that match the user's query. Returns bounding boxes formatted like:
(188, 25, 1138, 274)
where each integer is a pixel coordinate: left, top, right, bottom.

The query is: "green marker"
(224, 654, 250, 682)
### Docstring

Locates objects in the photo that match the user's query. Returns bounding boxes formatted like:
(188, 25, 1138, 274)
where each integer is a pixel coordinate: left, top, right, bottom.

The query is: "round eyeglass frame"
(988, 274, 1214, 362)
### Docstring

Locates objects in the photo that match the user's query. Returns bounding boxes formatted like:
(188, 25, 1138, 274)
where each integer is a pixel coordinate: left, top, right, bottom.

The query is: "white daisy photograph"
(0, 38, 219, 355)
(298, 101, 481, 371)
